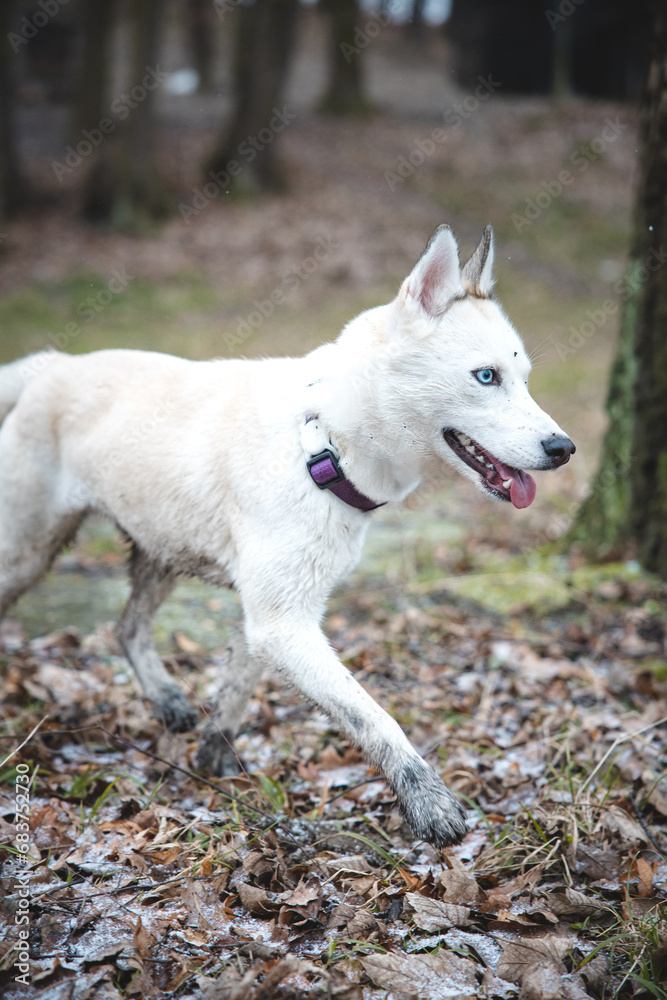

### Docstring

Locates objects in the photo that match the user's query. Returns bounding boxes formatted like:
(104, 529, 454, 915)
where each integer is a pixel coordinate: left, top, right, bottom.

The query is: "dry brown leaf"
(518, 963, 565, 1000)
(634, 857, 655, 897)
(253, 957, 310, 1000)
(133, 917, 155, 959)
(173, 630, 203, 654)
(237, 882, 275, 916)
(497, 937, 571, 984)
(647, 778, 667, 816)
(519, 966, 591, 1000)
(23, 662, 103, 704)
(404, 891, 472, 931)
(243, 849, 274, 880)
(361, 950, 478, 998)
(345, 909, 378, 938)
(579, 952, 609, 995)
(69, 917, 134, 963)
(601, 805, 649, 846)
(438, 868, 481, 904)
(326, 968, 363, 1000)
(323, 853, 373, 874)
(539, 886, 610, 920)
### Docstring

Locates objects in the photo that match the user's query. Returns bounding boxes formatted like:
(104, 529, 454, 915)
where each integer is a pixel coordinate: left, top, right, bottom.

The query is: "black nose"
(542, 435, 575, 467)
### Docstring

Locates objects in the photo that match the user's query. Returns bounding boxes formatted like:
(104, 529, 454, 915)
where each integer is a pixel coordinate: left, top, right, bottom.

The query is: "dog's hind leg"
(196, 624, 264, 776)
(117, 547, 198, 731)
(0, 511, 85, 620)
(0, 407, 86, 619)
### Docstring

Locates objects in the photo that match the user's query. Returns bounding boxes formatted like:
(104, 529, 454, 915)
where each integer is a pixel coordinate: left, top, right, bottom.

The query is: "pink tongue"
(495, 461, 537, 509)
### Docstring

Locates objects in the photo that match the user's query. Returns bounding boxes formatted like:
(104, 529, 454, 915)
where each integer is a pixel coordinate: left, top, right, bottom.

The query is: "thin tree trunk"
(206, 0, 299, 193)
(406, 0, 427, 40)
(567, 0, 667, 576)
(72, 0, 117, 141)
(0, 0, 26, 222)
(186, 0, 215, 92)
(319, 0, 371, 116)
(629, 2, 667, 575)
(82, 0, 170, 227)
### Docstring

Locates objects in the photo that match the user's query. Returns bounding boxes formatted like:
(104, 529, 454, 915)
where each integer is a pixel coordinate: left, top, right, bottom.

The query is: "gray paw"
(394, 758, 468, 848)
(152, 685, 198, 732)
(196, 725, 241, 776)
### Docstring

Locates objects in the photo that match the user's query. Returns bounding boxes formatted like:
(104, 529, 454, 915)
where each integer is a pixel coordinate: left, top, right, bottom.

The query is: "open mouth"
(443, 430, 537, 509)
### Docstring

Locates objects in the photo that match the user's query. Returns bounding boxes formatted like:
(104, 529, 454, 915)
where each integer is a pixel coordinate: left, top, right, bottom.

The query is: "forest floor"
(1, 15, 666, 1000)
(0, 553, 666, 999)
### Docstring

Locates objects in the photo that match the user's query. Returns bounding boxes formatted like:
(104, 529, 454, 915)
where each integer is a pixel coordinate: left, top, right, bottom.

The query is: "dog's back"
(0, 351, 61, 425)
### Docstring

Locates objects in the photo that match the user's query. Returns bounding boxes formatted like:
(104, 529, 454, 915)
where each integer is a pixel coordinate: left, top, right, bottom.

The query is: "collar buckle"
(306, 449, 345, 489)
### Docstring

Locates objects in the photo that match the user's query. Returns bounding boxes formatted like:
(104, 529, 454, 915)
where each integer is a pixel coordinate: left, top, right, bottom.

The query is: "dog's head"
(381, 224, 574, 508)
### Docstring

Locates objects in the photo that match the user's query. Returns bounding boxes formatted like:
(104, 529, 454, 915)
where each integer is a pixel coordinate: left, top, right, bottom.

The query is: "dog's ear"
(401, 224, 463, 317)
(461, 224, 494, 297)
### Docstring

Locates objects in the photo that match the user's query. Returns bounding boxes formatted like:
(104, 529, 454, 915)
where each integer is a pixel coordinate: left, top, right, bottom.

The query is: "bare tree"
(185, 0, 216, 93)
(72, 0, 117, 140)
(205, 0, 299, 193)
(568, 1, 667, 576)
(0, 0, 26, 223)
(82, 0, 171, 227)
(319, 0, 371, 116)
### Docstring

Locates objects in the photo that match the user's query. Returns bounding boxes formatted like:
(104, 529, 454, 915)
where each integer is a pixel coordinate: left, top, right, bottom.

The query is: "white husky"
(0, 225, 573, 846)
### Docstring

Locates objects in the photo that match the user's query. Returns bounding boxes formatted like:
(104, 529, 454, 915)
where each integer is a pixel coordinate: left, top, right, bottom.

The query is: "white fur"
(0, 226, 572, 847)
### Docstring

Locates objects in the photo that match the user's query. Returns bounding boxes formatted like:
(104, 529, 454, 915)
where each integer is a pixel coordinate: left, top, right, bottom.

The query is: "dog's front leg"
(245, 618, 468, 848)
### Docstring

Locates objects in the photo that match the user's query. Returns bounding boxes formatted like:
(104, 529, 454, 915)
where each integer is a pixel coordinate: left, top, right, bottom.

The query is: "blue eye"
(475, 368, 496, 385)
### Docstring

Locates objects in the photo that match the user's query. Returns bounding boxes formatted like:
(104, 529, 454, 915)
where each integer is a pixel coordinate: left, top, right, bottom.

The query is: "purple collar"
(306, 449, 385, 512)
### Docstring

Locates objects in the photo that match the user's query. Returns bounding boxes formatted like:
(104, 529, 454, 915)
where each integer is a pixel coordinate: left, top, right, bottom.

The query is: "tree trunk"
(319, 0, 371, 116)
(82, 0, 171, 227)
(567, 1, 667, 576)
(72, 0, 117, 141)
(406, 0, 427, 40)
(205, 0, 299, 193)
(629, 3, 667, 575)
(186, 0, 216, 93)
(0, 0, 26, 222)
(447, 0, 554, 95)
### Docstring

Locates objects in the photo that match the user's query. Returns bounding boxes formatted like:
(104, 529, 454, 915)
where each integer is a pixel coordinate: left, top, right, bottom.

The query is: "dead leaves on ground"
(0, 573, 666, 998)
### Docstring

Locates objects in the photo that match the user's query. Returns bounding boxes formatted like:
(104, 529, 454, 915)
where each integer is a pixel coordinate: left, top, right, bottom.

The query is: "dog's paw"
(152, 686, 198, 732)
(394, 758, 468, 848)
(196, 726, 241, 777)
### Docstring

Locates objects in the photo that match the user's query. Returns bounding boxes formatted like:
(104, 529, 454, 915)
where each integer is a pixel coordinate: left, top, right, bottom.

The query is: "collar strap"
(306, 449, 385, 512)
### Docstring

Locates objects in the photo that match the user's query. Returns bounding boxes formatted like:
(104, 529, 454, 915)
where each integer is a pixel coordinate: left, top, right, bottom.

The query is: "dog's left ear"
(400, 224, 463, 318)
(461, 224, 494, 297)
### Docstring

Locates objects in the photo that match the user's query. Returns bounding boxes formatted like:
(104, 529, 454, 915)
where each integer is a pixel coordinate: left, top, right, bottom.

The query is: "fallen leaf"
(634, 857, 655, 898)
(173, 630, 203, 654)
(323, 853, 373, 874)
(438, 868, 481, 904)
(404, 892, 472, 931)
(361, 950, 478, 998)
(237, 882, 275, 916)
(345, 909, 378, 938)
(497, 937, 572, 984)
(539, 886, 610, 921)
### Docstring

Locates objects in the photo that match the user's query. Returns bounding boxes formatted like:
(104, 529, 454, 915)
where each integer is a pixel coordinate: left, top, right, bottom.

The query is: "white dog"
(0, 225, 573, 846)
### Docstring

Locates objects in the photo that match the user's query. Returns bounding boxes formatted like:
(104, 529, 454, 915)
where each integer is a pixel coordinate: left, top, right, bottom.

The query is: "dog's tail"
(0, 350, 62, 426)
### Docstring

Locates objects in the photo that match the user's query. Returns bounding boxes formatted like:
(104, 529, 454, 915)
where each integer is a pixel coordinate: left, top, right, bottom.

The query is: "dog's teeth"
(486, 462, 494, 470)
(502, 478, 512, 489)
(460, 435, 471, 445)
(466, 445, 476, 455)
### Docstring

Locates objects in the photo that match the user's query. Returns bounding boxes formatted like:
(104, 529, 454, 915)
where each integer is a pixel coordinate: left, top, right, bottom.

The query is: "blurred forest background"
(0, 0, 664, 610)
(2, 4, 667, 998)
(0, 0, 661, 585)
